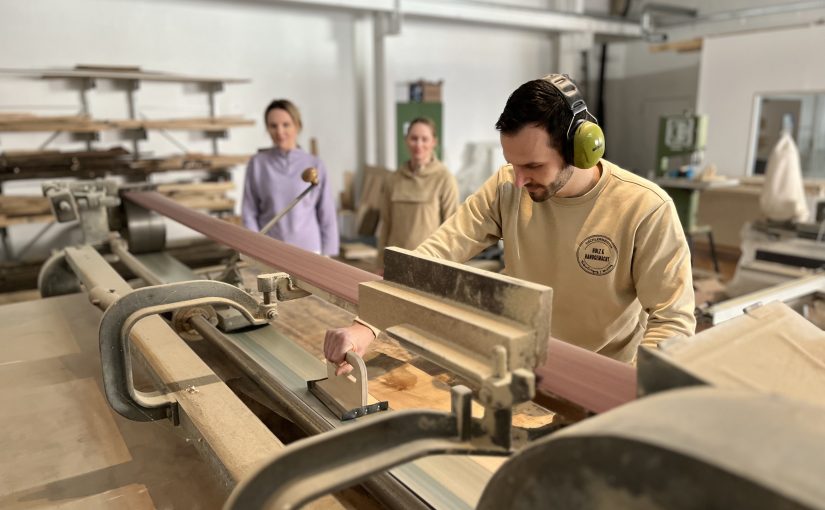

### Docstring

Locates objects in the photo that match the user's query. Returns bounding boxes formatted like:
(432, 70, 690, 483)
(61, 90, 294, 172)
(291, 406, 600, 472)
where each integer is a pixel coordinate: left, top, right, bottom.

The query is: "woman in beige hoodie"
(376, 117, 459, 269)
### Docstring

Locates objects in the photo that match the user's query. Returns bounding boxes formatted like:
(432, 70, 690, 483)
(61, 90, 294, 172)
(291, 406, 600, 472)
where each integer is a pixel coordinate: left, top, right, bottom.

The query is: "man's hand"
(323, 322, 376, 375)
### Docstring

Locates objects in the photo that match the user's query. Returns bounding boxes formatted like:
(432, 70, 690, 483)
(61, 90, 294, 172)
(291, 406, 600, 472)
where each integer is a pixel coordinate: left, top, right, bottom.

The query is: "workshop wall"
(598, 42, 700, 177)
(0, 0, 564, 256)
(0, 0, 359, 196)
(384, 20, 554, 176)
(0, 0, 558, 198)
(697, 24, 825, 177)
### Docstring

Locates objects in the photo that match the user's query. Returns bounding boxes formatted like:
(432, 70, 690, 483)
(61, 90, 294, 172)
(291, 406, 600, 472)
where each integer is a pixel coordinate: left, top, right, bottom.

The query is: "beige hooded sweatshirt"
(377, 158, 458, 267)
(416, 159, 696, 362)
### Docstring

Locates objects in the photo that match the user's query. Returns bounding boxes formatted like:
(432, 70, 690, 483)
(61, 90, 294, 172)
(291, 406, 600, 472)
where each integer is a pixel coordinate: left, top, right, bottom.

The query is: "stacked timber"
(0, 113, 107, 133)
(0, 181, 235, 228)
(131, 153, 250, 173)
(156, 181, 235, 212)
(0, 147, 132, 180)
(0, 148, 249, 181)
(110, 116, 253, 132)
(0, 195, 52, 228)
(0, 113, 253, 133)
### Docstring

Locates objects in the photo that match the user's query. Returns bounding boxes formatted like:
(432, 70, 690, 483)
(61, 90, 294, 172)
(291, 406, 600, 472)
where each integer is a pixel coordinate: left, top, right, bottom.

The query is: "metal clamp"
(257, 272, 310, 304)
(98, 280, 276, 423)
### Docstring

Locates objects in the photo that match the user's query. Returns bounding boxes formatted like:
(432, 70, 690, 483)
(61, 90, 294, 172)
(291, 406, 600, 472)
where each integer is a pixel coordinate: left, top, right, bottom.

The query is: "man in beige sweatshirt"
(324, 76, 695, 372)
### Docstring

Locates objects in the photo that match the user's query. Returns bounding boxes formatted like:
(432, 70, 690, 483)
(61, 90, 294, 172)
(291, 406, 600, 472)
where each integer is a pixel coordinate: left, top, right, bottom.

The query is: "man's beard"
(525, 166, 574, 202)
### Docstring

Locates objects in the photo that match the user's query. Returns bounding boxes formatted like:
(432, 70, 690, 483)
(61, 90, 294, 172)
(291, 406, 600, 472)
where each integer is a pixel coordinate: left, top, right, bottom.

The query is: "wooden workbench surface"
(0, 295, 225, 510)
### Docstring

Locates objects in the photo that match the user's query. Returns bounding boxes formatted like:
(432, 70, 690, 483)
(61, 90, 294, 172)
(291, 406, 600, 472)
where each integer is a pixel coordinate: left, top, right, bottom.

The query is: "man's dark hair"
(495, 78, 574, 165)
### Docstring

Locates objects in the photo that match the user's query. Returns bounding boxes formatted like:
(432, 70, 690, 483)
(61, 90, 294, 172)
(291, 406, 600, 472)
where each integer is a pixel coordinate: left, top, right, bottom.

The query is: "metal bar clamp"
(98, 280, 276, 422)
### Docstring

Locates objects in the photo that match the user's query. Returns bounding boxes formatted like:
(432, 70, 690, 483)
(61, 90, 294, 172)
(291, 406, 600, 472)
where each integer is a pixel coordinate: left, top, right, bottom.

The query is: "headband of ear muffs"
(543, 74, 605, 169)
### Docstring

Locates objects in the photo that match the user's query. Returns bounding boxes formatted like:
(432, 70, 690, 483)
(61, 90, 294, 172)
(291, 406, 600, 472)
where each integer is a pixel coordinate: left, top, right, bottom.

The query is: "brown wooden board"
(0, 149, 247, 182)
(0, 114, 253, 133)
(110, 116, 254, 131)
(0, 195, 50, 216)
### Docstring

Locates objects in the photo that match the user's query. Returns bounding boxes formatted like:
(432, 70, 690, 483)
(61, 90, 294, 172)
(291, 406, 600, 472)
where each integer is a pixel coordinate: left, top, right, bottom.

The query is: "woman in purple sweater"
(241, 99, 339, 255)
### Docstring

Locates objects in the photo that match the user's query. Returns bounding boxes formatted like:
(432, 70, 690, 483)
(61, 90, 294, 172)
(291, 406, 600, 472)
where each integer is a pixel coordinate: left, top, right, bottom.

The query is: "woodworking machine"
(20, 180, 825, 509)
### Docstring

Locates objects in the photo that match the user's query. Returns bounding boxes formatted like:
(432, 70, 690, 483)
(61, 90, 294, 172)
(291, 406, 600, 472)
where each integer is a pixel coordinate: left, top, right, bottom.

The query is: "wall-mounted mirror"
(751, 92, 825, 177)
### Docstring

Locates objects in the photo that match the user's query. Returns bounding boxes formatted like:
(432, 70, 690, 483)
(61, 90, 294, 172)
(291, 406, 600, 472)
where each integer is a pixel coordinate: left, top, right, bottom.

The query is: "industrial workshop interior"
(3, 0, 825, 508)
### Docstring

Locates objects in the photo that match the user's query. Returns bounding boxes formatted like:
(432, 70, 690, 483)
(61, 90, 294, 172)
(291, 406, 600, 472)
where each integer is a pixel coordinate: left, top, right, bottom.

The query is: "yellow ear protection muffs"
(544, 74, 605, 169)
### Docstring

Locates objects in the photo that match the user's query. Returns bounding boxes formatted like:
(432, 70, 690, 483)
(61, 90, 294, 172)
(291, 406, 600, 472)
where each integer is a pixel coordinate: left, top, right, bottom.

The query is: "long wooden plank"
(0, 195, 51, 216)
(0, 150, 247, 181)
(124, 191, 636, 412)
(156, 181, 235, 194)
(0, 116, 253, 133)
(147, 153, 250, 170)
(0, 66, 249, 84)
(0, 213, 54, 228)
(110, 117, 254, 131)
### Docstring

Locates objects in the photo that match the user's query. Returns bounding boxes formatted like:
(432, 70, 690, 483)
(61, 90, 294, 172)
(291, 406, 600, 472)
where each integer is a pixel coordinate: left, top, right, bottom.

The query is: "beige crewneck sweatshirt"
(377, 158, 458, 267)
(416, 159, 696, 362)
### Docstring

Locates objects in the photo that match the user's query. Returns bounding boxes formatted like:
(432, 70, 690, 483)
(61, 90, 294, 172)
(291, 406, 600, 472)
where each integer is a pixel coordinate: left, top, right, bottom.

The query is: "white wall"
(384, 20, 554, 172)
(0, 0, 363, 258)
(0, 0, 565, 259)
(0, 0, 359, 193)
(696, 24, 825, 177)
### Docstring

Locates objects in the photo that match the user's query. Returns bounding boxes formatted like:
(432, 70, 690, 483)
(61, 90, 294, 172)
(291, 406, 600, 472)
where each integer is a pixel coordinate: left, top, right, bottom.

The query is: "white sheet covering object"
(760, 132, 809, 222)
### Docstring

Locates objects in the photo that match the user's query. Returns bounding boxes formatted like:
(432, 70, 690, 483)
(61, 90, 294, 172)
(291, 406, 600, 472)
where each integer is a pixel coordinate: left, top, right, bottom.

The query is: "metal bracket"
(42, 179, 121, 246)
(98, 280, 276, 423)
(257, 272, 311, 304)
(360, 248, 549, 448)
(226, 385, 510, 510)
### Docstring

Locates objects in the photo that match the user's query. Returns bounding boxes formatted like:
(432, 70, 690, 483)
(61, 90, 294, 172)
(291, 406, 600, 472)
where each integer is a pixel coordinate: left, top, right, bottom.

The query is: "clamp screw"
(257, 274, 278, 304)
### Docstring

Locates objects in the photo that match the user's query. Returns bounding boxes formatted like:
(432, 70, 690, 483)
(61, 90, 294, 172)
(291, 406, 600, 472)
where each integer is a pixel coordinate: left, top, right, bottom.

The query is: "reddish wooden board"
(124, 191, 636, 413)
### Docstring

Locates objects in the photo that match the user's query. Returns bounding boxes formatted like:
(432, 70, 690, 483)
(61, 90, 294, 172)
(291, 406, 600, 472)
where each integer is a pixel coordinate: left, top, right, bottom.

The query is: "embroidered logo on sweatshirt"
(577, 235, 617, 276)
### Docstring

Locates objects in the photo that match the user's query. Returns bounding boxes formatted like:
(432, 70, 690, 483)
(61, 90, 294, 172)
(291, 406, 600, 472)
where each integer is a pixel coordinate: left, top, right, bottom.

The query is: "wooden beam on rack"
(0, 149, 249, 182)
(111, 116, 255, 131)
(0, 114, 254, 133)
(0, 114, 108, 133)
(0, 195, 51, 217)
(0, 214, 54, 228)
(0, 66, 249, 84)
(649, 37, 703, 53)
(154, 154, 251, 170)
(156, 182, 235, 194)
(156, 182, 236, 212)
